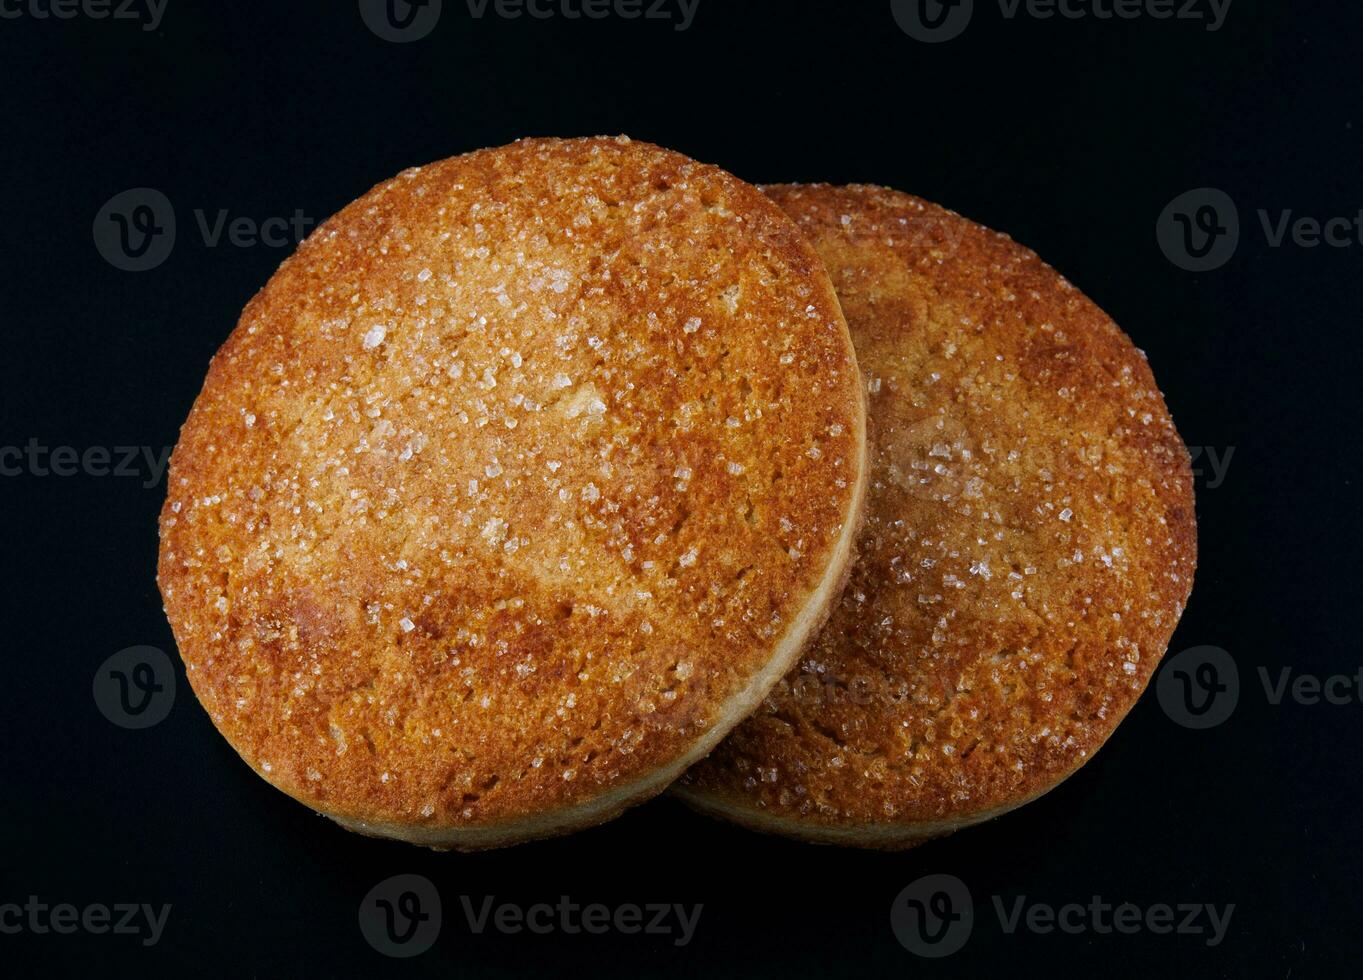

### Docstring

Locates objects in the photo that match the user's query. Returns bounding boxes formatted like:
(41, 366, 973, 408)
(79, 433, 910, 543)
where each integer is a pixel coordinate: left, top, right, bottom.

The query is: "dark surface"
(2, 1, 1359, 976)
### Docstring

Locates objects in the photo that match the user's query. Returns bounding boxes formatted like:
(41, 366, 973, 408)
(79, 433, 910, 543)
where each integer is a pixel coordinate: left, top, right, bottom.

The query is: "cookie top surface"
(678, 184, 1196, 834)
(157, 139, 866, 842)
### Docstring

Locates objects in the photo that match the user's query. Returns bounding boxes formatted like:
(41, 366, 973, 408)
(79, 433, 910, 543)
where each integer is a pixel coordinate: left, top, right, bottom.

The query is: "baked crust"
(157, 140, 867, 849)
(674, 184, 1196, 847)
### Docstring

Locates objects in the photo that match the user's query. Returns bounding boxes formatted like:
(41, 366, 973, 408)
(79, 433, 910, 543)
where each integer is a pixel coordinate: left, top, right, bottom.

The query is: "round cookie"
(157, 139, 868, 850)
(674, 184, 1196, 847)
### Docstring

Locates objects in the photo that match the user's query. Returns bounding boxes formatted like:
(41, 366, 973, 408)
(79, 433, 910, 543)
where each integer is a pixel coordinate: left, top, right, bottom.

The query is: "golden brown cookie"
(674, 184, 1196, 847)
(158, 140, 868, 849)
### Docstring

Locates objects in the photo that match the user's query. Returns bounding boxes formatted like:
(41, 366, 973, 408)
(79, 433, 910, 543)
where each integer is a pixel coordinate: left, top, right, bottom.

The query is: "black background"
(3, 0, 1360, 976)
